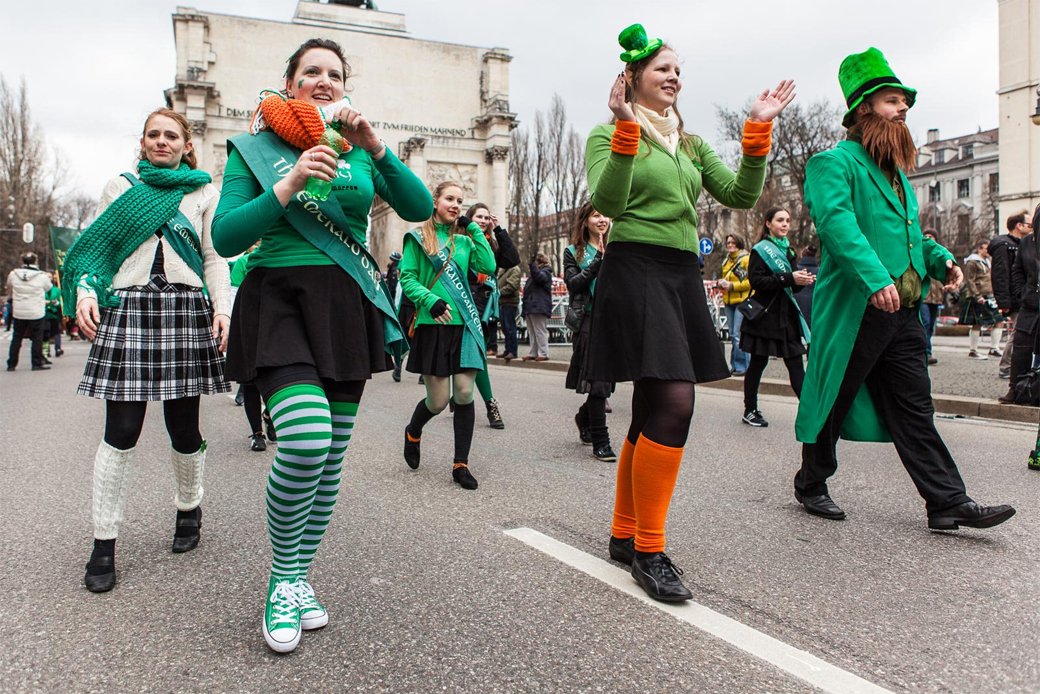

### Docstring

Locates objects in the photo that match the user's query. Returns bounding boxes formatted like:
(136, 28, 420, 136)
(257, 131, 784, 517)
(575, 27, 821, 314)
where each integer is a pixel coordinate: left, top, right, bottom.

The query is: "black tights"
(242, 384, 263, 434)
(626, 378, 695, 448)
(743, 354, 804, 413)
(104, 397, 203, 453)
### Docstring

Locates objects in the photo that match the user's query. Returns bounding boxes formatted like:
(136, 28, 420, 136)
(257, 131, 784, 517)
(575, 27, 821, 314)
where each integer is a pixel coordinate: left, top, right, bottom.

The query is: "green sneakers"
(293, 578, 329, 630)
(263, 577, 301, 653)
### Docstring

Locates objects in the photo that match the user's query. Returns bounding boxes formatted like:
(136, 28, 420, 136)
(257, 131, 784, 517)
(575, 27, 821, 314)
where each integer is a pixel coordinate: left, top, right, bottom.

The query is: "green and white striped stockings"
(265, 384, 357, 579)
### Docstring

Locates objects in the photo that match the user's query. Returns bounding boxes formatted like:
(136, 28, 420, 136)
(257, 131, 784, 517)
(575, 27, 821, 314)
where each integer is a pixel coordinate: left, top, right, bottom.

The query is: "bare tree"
(564, 130, 588, 231)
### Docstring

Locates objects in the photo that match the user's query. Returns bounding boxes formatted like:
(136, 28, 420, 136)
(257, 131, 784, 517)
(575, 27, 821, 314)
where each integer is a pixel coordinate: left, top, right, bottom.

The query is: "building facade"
(908, 127, 1000, 257)
(166, 0, 516, 265)
(997, 0, 1040, 222)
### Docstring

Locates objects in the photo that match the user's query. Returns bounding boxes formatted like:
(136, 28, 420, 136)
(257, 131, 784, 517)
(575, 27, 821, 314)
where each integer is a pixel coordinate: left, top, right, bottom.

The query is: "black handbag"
(565, 295, 586, 332)
(1013, 369, 1040, 406)
(736, 293, 776, 322)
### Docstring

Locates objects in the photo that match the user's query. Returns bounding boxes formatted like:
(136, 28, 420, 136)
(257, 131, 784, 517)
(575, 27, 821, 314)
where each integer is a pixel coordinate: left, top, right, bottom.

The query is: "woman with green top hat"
(66, 107, 231, 595)
(739, 206, 814, 429)
(585, 23, 794, 602)
(564, 201, 616, 462)
(400, 181, 495, 490)
(211, 37, 432, 653)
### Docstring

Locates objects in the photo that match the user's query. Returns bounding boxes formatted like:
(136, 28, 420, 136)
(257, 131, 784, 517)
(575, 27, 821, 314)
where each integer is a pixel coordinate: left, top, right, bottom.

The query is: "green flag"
(48, 226, 81, 274)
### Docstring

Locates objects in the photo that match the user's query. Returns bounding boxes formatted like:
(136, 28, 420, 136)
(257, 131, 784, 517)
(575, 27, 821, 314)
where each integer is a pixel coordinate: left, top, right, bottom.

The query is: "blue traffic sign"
(699, 237, 714, 255)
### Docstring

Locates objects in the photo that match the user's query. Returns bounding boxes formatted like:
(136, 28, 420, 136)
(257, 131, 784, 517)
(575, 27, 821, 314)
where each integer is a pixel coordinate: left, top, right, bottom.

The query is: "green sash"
(120, 172, 205, 281)
(229, 131, 404, 358)
(752, 239, 811, 344)
(406, 230, 486, 371)
(480, 275, 500, 323)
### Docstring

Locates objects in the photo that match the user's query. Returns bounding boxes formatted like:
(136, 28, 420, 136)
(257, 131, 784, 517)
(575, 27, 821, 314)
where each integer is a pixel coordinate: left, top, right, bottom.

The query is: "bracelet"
(365, 139, 386, 156)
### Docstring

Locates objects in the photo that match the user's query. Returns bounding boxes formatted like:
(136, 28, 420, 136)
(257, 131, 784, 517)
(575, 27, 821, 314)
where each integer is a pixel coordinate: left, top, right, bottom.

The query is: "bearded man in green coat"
(792, 48, 1015, 531)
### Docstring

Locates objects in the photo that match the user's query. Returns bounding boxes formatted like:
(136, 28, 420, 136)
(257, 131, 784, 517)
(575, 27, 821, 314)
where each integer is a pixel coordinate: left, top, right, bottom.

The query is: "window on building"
(929, 183, 941, 202)
(957, 179, 970, 198)
(934, 150, 945, 164)
(957, 213, 971, 246)
(961, 144, 974, 159)
(989, 173, 999, 194)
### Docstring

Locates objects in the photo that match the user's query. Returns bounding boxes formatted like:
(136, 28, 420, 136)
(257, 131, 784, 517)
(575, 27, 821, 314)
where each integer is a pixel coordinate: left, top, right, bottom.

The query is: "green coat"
(795, 141, 953, 443)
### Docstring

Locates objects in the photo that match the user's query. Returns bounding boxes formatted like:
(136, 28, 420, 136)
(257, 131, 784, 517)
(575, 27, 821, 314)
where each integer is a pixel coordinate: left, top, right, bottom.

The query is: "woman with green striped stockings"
(212, 38, 432, 653)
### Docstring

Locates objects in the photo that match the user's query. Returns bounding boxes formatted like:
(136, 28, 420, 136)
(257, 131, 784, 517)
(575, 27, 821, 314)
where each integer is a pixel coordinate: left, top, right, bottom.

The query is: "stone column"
(485, 146, 510, 222)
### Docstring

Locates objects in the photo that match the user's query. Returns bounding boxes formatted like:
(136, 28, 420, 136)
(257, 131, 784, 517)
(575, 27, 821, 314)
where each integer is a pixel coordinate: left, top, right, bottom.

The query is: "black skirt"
(585, 242, 729, 384)
(740, 301, 808, 359)
(406, 324, 466, 377)
(226, 264, 392, 384)
(566, 312, 615, 397)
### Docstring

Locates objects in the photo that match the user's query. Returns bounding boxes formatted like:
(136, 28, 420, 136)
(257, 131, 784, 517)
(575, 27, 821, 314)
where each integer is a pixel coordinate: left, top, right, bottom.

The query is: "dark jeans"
(1008, 309, 1037, 390)
(500, 304, 518, 356)
(795, 306, 970, 513)
(920, 303, 940, 355)
(7, 318, 45, 368)
(486, 319, 499, 352)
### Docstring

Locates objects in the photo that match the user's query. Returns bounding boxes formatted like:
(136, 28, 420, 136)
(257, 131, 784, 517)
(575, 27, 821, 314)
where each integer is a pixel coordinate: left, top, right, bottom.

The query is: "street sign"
(699, 237, 713, 255)
(22, 222, 34, 243)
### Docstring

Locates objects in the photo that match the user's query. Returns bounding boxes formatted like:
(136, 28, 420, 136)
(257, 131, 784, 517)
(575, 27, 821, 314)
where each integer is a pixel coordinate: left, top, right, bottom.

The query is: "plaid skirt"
(78, 276, 229, 401)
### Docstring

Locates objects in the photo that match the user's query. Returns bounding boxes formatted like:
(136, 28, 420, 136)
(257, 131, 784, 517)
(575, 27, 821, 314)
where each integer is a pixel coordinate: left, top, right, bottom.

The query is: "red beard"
(850, 111, 918, 173)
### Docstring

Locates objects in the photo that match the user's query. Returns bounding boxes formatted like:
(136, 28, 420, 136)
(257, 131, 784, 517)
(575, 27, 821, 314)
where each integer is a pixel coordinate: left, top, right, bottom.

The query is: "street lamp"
(1032, 84, 1040, 126)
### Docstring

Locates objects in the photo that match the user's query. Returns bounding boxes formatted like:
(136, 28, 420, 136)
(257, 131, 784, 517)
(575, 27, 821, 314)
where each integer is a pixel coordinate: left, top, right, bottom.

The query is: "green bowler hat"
(619, 24, 663, 63)
(839, 47, 916, 127)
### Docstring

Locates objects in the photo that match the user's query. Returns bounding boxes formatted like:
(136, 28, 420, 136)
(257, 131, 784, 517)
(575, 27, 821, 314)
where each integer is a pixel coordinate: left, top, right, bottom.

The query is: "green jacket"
(44, 286, 62, 319)
(796, 140, 954, 443)
(585, 124, 766, 253)
(399, 223, 496, 326)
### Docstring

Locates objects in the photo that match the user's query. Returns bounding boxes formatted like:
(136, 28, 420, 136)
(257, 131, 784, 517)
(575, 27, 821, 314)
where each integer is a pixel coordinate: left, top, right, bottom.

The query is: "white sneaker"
(293, 577, 329, 630)
(968, 350, 988, 360)
(263, 577, 301, 653)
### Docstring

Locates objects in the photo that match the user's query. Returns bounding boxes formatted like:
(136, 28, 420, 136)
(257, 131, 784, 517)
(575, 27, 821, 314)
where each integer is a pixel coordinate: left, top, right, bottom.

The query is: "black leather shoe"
(631, 552, 692, 602)
(574, 413, 592, 446)
(250, 433, 267, 452)
(452, 463, 478, 490)
(928, 501, 1016, 530)
(593, 444, 618, 462)
(31, 364, 50, 371)
(84, 540, 116, 593)
(404, 428, 421, 469)
(392, 364, 402, 382)
(172, 507, 202, 553)
(608, 536, 635, 565)
(795, 490, 846, 520)
(55, 349, 64, 357)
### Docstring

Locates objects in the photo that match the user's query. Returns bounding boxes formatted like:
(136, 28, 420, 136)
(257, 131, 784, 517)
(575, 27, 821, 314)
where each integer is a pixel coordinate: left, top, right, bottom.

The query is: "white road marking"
(503, 527, 892, 694)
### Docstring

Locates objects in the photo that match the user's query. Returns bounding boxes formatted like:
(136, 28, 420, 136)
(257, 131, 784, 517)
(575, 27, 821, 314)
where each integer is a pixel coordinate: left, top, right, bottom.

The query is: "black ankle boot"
(630, 551, 692, 602)
(404, 427, 421, 469)
(172, 507, 202, 553)
(84, 539, 116, 593)
(608, 536, 635, 565)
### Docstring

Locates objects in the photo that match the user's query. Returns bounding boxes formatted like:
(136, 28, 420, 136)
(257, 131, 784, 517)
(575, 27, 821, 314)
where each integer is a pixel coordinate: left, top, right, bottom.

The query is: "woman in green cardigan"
(211, 38, 432, 653)
(585, 23, 794, 602)
(400, 181, 496, 491)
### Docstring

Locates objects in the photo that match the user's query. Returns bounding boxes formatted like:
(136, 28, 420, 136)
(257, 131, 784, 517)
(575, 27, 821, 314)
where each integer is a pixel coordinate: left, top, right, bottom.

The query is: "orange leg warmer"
(610, 437, 638, 539)
(631, 434, 684, 553)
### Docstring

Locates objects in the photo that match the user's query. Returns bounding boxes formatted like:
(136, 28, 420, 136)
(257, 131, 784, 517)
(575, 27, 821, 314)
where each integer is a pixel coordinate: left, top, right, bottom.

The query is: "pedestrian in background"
(990, 211, 1032, 379)
(794, 244, 819, 328)
(739, 207, 813, 428)
(522, 252, 553, 361)
(66, 108, 231, 594)
(586, 22, 791, 601)
(43, 272, 64, 358)
(229, 243, 273, 451)
(920, 229, 945, 365)
(718, 233, 750, 376)
(400, 181, 495, 490)
(496, 262, 521, 360)
(960, 238, 1005, 360)
(1004, 204, 1040, 404)
(213, 38, 432, 653)
(5, 252, 52, 372)
(564, 202, 616, 462)
(465, 202, 520, 429)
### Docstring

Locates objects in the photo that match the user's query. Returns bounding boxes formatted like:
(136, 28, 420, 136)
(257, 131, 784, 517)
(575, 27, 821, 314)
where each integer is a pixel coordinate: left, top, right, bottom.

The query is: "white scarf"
(633, 103, 681, 155)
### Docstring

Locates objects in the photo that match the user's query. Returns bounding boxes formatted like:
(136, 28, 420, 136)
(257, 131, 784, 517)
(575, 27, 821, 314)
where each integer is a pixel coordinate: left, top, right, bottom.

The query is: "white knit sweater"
(76, 176, 232, 317)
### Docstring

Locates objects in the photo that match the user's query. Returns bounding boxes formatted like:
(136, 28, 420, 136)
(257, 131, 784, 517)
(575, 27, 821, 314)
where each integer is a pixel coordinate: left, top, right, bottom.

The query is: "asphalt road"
(1, 340, 1037, 692)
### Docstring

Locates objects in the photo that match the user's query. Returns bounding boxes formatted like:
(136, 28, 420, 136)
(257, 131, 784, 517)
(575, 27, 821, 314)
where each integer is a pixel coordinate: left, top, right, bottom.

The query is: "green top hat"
(619, 24, 663, 63)
(839, 47, 916, 127)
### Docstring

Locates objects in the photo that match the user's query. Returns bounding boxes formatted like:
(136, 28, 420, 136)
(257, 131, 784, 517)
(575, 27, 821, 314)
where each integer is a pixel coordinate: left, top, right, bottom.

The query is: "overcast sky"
(0, 0, 1000, 200)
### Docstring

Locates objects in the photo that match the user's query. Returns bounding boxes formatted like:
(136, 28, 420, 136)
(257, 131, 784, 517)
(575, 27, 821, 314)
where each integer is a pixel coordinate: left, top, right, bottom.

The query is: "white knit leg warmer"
(171, 442, 206, 511)
(93, 441, 137, 540)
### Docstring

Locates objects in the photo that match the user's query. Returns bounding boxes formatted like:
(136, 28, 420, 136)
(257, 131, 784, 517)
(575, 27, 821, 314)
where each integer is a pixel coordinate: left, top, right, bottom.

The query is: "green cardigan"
(795, 140, 954, 444)
(399, 222, 496, 326)
(585, 123, 767, 253)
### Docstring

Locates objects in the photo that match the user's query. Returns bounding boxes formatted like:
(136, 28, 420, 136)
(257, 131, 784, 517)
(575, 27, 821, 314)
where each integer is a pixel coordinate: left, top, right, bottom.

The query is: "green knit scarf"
(766, 234, 791, 255)
(62, 161, 211, 314)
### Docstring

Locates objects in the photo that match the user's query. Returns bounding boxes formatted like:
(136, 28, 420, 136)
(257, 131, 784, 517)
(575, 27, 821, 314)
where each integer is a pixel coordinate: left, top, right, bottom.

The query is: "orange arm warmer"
(741, 119, 772, 157)
(610, 120, 641, 156)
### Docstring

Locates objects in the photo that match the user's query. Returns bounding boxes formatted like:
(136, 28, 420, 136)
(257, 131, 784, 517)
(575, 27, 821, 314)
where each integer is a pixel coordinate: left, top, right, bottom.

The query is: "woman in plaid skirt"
(65, 108, 232, 593)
